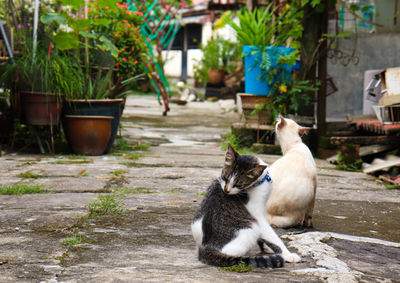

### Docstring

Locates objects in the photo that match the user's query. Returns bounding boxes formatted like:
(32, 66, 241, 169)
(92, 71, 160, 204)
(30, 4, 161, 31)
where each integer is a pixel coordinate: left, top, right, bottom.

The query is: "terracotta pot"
(208, 69, 226, 84)
(64, 115, 113, 156)
(20, 91, 64, 126)
(63, 99, 123, 154)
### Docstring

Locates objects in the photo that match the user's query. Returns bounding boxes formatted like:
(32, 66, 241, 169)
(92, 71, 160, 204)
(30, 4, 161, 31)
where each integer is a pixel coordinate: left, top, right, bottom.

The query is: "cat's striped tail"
(198, 245, 284, 268)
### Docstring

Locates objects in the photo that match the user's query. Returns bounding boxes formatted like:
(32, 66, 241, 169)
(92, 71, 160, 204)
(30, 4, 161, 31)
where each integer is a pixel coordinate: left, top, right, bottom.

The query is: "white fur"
(245, 177, 300, 262)
(267, 116, 317, 228)
(191, 217, 203, 247)
(221, 227, 259, 256)
(193, 161, 301, 263)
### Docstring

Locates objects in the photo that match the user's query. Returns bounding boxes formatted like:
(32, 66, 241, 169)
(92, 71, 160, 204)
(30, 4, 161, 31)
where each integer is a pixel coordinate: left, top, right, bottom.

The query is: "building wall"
(327, 32, 400, 116)
(163, 21, 236, 79)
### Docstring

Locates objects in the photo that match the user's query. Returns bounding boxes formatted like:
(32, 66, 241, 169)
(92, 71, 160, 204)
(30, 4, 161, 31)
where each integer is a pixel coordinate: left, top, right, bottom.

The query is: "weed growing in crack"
(111, 136, 150, 154)
(87, 194, 126, 217)
(110, 170, 128, 177)
(130, 188, 158, 194)
(17, 170, 47, 178)
(218, 262, 253, 273)
(62, 233, 95, 248)
(0, 184, 51, 195)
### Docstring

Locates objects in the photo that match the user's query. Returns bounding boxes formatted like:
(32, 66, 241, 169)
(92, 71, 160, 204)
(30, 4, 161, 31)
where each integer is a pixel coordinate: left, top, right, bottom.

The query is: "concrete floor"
(0, 95, 399, 282)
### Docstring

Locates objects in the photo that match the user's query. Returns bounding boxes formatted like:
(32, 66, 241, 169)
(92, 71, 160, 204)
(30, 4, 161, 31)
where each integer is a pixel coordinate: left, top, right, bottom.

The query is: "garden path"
(0, 94, 399, 282)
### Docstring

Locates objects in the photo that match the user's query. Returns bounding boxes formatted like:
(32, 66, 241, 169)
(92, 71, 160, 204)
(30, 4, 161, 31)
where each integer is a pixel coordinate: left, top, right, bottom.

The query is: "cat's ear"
(246, 165, 267, 179)
(298, 127, 311, 137)
(225, 144, 238, 166)
(277, 114, 287, 130)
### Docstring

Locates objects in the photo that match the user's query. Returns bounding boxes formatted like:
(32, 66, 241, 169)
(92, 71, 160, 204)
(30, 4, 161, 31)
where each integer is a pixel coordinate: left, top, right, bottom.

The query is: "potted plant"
(193, 35, 241, 86)
(215, 5, 303, 96)
(215, 5, 312, 123)
(0, 38, 84, 126)
(41, 0, 147, 154)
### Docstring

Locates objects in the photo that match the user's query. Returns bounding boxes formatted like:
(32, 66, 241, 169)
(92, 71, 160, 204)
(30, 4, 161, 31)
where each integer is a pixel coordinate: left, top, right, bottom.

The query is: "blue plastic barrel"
(243, 45, 295, 96)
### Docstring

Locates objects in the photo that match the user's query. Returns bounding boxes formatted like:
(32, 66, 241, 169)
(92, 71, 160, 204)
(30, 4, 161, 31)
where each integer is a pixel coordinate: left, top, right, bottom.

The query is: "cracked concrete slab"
(0, 95, 399, 282)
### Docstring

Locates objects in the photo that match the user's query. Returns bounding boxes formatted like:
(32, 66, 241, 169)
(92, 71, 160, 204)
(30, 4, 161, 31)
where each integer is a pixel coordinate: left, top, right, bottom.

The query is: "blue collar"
(252, 171, 272, 187)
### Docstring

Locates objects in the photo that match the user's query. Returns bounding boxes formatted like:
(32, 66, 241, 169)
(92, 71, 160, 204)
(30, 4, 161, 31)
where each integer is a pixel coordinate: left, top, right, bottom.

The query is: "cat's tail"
(198, 245, 284, 268)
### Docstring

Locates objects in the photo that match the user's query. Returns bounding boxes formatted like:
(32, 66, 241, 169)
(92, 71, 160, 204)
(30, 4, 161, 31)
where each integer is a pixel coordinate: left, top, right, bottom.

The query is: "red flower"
(115, 34, 120, 37)
(94, 14, 99, 18)
(133, 11, 143, 16)
(146, 38, 151, 42)
(122, 58, 127, 62)
(123, 19, 128, 23)
(115, 62, 120, 67)
(135, 60, 138, 64)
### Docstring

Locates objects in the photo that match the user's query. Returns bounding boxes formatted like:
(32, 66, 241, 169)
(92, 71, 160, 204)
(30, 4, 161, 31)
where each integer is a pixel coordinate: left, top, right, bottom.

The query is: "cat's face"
(220, 144, 267, 195)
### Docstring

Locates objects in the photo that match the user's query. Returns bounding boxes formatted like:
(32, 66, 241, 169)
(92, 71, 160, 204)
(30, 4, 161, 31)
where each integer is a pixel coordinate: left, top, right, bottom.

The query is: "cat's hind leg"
(258, 220, 301, 263)
(221, 228, 258, 256)
(268, 214, 301, 228)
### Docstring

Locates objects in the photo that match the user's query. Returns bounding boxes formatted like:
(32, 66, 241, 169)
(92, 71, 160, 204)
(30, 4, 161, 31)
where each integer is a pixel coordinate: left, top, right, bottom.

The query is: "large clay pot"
(63, 99, 123, 153)
(20, 91, 64, 125)
(63, 115, 113, 156)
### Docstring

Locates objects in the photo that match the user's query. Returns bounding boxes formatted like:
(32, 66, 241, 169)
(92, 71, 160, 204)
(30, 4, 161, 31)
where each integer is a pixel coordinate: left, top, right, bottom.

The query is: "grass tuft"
(0, 184, 50, 195)
(87, 194, 126, 217)
(62, 233, 95, 248)
(218, 262, 253, 273)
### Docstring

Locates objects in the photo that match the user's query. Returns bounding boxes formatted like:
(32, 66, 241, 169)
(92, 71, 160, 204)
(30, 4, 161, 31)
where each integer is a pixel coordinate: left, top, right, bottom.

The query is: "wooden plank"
(363, 158, 400, 173)
(232, 122, 274, 131)
(331, 135, 400, 145)
(327, 144, 396, 164)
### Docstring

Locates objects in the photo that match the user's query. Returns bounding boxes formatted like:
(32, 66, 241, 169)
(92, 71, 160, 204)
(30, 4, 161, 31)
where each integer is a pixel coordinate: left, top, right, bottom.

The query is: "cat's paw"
(283, 252, 301, 263)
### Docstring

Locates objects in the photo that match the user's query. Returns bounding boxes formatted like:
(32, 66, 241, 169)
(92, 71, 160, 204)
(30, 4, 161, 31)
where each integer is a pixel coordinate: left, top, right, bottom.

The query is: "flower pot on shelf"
(238, 93, 273, 125)
(63, 99, 124, 154)
(243, 45, 295, 96)
(63, 115, 113, 156)
(20, 91, 64, 126)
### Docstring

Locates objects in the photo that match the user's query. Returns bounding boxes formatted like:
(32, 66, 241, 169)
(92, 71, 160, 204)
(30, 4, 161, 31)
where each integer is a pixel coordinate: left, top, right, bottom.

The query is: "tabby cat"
(191, 144, 300, 268)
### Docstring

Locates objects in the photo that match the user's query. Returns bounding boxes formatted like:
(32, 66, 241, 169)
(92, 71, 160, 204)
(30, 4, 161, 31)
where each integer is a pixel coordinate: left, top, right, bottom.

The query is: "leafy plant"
(0, 38, 85, 98)
(215, 5, 303, 48)
(252, 79, 319, 118)
(40, 0, 148, 99)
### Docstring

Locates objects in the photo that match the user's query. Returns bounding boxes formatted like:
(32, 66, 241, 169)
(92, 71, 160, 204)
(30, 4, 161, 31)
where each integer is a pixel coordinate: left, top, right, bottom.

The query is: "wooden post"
(317, 6, 328, 136)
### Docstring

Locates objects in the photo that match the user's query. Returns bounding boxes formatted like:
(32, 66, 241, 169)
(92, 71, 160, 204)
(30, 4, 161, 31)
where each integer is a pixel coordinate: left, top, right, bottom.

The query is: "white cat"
(266, 114, 317, 228)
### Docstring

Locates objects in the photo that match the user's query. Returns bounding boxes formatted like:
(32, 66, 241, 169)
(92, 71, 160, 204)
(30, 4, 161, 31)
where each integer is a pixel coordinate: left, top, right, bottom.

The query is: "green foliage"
(253, 78, 319, 118)
(221, 131, 255, 154)
(87, 194, 126, 217)
(215, 5, 303, 48)
(336, 151, 363, 172)
(218, 262, 253, 273)
(0, 184, 50, 195)
(0, 38, 85, 98)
